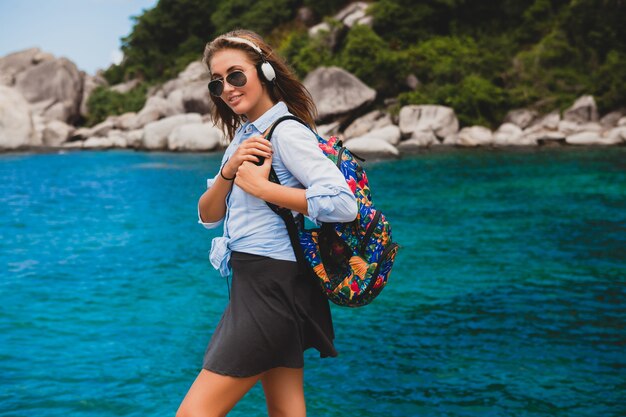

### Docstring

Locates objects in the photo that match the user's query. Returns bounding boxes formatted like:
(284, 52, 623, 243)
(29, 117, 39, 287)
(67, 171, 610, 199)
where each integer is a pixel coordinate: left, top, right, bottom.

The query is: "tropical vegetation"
(89, 0, 626, 128)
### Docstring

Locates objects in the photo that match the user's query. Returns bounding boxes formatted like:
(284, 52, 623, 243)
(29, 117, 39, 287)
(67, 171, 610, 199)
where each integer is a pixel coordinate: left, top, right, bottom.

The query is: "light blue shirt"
(198, 101, 358, 277)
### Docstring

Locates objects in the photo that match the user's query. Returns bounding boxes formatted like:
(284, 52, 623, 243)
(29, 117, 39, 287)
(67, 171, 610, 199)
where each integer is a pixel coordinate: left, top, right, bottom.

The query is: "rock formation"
(303, 66, 376, 122)
(0, 85, 38, 149)
(1, 46, 624, 156)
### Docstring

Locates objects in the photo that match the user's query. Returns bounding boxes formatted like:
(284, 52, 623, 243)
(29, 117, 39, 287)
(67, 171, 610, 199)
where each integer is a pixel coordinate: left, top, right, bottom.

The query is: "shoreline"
(2, 141, 624, 159)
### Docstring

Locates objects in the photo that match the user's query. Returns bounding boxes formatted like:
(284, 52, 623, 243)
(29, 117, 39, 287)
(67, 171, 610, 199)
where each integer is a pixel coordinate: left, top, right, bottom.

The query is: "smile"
(228, 94, 243, 104)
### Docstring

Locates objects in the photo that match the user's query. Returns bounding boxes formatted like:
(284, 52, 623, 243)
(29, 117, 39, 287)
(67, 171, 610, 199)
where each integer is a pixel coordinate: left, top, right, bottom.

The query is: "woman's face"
(209, 48, 274, 122)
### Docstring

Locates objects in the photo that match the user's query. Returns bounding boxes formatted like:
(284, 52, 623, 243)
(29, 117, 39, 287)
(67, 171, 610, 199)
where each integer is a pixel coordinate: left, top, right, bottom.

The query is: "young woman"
(176, 30, 357, 417)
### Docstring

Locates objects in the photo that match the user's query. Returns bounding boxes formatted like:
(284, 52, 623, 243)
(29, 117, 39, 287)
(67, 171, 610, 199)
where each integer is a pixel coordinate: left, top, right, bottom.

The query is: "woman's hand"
(222, 135, 272, 178)
(234, 155, 273, 199)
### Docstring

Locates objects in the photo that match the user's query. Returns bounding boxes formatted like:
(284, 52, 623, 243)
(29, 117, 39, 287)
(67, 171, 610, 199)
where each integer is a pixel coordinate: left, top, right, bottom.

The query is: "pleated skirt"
(202, 251, 338, 377)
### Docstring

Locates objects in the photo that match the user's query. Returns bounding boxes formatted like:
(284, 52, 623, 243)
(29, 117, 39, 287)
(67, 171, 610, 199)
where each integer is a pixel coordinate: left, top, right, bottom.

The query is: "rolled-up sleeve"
(197, 175, 224, 229)
(273, 121, 358, 224)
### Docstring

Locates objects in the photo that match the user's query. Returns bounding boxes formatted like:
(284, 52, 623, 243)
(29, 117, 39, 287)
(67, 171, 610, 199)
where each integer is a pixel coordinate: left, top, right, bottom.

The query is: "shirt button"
(245, 126, 252, 133)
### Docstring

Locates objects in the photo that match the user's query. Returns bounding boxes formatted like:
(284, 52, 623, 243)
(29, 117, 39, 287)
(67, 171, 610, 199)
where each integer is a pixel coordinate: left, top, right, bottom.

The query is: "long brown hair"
(202, 29, 317, 141)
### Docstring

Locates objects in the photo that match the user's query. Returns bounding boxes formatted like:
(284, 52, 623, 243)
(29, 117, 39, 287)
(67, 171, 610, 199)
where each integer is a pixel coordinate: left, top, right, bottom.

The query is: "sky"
(0, 0, 159, 75)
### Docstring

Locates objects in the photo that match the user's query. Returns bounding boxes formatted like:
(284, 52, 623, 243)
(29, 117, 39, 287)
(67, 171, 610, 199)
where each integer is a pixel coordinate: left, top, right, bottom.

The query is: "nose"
(221, 80, 235, 96)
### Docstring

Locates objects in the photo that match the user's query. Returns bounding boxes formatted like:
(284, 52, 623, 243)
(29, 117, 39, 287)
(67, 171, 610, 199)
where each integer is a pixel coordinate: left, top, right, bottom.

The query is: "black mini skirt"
(202, 251, 338, 377)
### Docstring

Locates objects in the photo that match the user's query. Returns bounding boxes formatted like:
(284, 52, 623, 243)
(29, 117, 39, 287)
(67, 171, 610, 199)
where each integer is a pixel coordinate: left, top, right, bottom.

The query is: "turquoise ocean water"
(1, 146, 625, 416)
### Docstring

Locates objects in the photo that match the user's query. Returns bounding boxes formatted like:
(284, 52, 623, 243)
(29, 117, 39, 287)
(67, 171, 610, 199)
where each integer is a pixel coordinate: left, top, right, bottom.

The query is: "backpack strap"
(263, 115, 314, 275)
(264, 115, 311, 140)
(268, 202, 308, 273)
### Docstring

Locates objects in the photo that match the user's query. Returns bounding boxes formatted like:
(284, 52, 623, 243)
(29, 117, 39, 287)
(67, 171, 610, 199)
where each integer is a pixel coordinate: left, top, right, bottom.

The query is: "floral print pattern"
(294, 134, 399, 307)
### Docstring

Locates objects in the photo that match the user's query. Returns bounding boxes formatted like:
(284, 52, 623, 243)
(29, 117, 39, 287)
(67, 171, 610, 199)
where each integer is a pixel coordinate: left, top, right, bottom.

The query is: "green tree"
(369, 0, 446, 46)
(96, 0, 625, 127)
(85, 85, 147, 127)
(508, 28, 590, 111)
(338, 25, 408, 94)
(104, 0, 218, 83)
(405, 36, 483, 85)
(211, 0, 297, 37)
(278, 30, 334, 78)
(594, 50, 626, 113)
(561, 0, 626, 64)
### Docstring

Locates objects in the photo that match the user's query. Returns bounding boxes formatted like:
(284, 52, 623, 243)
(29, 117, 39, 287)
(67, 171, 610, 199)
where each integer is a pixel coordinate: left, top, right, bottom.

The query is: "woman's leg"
(261, 367, 306, 417)
(176, 368, 261, 417)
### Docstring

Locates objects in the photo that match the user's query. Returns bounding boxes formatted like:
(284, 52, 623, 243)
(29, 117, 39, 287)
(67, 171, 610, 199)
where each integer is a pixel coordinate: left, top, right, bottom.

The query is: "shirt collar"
(249, 101, 289, 134)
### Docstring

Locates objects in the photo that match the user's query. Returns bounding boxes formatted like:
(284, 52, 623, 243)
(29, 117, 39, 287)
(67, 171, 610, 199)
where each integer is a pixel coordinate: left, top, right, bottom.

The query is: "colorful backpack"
(265, 115, 399, 307)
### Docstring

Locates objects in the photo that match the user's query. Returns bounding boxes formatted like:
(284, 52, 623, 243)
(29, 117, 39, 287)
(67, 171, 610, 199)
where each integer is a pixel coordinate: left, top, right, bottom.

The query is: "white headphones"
(223, 36, 277, 84)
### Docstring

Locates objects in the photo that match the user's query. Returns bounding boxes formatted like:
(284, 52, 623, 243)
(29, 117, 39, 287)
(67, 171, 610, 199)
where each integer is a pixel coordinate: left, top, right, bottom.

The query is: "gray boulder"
(576, 122, 602, 133)
(503, 108, 538, 129)
(164, 85, 211, 115)
(492, 123, 523, 146)
(107, 130, 128, 147)
(303, 67, 376, 121)
(178, 61, 208, 83)
(125, 129, 145, 149)
(73, 118, 116, 139)
(0, 86, 38, 149)
(558, 120, 603, 136)
(134, 95, 185, 129)
(515, 125, 558, 146)
(335, 2, 372, 28)
(531, 111, 560, 130)
(307, 22, 346, 52)
(317, 122, 341, 137)
(155, 61, 212, 115)
(557, 120, 579, 136)
(31, 114, 46, 144)
(90, 118, 117, 137)
(605, 126, 626, 143)
(563, 95, 598, 124)
(62, 140, 84, 149)
(349, 125, 401, 146)
(599, 110, 626, 128)
(398, 105, 459, 140)
(398, 130, 438, 148)
(457, 126, 493, 147)
(343, 110, 392, 139)
(143, 113, 203, 150)
(80, 72, 108, 117)
(115, 112, 139, 131)
(344, 136, 399, 157)
(159, 78, 183, 97)
(566, 131, 621, 145)
(308, 2, 372, 40)
(14, 57, 83, 123)
(83, 134, 127, 149)
(167, 123, 224, 151)
(0, 47, 54, 86)
(42, 120, 74, 146)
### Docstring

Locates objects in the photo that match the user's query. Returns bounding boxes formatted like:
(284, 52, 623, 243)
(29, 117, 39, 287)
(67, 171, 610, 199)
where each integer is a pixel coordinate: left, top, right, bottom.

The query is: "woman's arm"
(274, 122, 358, 223)
(198, 135, 273, 224)
(198, 173, 235, 223)
(234, 158, 309, 214)
(234, 122, 358, 223)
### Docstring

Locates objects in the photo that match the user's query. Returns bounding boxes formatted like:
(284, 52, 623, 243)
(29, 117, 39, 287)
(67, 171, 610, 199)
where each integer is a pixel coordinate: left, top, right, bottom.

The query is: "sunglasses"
(207, 70, 247, 97)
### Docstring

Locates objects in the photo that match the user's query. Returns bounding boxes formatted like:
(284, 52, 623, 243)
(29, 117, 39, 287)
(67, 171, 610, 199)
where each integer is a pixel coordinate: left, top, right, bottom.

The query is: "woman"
(176, 30, 357, 417)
